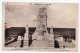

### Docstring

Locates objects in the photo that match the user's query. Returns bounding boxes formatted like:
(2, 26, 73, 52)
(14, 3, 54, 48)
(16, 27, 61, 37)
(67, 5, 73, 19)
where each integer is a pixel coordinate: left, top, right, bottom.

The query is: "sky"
(4, 3, 78, 28)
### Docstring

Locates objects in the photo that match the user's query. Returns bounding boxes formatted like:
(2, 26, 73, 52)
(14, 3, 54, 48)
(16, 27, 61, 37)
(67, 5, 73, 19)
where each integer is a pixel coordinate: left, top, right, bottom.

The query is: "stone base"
(36, 35, 44, 40)
(30, 40, 49, 48)
(49, 34, 54, 41)
(24, 34, 29, 40)
(32, 32, 45, 40)
(17, 36, 22, 40)
(32, 34, 44, 40)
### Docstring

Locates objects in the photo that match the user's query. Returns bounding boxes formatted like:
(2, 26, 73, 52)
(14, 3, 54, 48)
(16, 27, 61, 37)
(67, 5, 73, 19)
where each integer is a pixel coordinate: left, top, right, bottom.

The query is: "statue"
(24, 25, 29, 40)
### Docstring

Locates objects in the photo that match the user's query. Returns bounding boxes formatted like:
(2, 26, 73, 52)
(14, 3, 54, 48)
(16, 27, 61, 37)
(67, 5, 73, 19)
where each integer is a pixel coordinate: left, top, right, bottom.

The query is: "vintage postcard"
(2, 2, 78, 51)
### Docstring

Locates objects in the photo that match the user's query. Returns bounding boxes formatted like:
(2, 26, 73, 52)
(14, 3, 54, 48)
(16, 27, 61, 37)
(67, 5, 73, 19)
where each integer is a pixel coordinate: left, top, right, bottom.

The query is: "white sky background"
(5, 3, 78, 28)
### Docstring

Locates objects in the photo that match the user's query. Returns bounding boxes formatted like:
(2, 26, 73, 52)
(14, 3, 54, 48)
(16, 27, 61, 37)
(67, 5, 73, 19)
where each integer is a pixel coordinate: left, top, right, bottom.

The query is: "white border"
(2, 0, 78, 3)
(0, 0, 80, 53)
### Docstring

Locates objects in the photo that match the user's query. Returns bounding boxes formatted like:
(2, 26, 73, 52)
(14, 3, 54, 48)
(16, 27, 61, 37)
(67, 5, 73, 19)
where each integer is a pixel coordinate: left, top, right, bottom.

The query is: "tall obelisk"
(36, 7, 47, 40)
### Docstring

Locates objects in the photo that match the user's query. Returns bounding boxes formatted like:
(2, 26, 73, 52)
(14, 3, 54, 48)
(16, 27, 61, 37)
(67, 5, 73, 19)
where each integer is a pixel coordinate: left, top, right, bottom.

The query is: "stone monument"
(49, 26, 54, 40)
(33, 7, 48, 40)
(31, 7, 54, 48)
(24, 25, 29, 40)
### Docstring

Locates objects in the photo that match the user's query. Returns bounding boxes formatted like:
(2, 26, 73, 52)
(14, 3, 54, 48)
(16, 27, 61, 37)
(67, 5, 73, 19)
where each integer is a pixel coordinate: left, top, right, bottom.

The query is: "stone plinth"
(24, 25, 29, 40)
(32, 30, 45, 40)
(36, 35, 44, 40)
(17, 36, 22, 40)
(24, 33, 29, 40)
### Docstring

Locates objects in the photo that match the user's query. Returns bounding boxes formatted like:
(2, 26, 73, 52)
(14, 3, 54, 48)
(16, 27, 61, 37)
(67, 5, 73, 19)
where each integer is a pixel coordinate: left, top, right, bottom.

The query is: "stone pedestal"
(48, 26, 54, 48)
(24, 33, 28, 40)
(17, 36, 22, 40)
(24, 25, 29, 40)
(49, 26, 54, 41)
(36, 35, 44, 40)
(17, 36, 22, 47)
(32, 30, 44, 40)
(49, 34, 54, 41)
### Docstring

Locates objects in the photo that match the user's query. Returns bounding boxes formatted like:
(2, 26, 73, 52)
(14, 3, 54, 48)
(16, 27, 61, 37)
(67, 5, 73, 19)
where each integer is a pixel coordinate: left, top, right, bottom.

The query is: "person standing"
(28, 35, 32, 47)
(54, 38, 60, 48)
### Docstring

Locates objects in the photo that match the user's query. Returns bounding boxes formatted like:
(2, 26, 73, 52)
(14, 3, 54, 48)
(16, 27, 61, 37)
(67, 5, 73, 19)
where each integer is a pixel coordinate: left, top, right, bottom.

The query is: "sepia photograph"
(2, 2, 78, 51)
